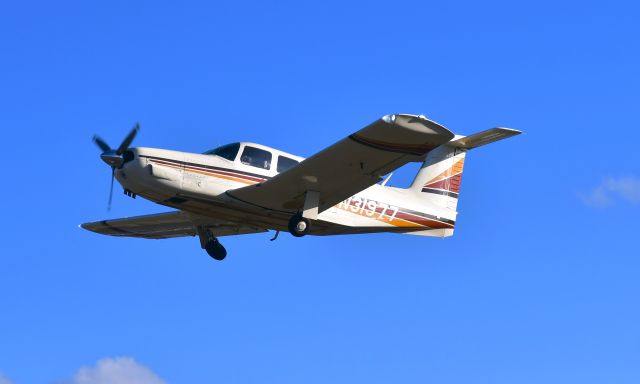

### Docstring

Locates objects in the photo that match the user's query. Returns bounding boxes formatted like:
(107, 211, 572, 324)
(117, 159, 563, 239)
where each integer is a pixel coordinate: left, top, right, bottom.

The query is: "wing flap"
(228, 114, 454, 214)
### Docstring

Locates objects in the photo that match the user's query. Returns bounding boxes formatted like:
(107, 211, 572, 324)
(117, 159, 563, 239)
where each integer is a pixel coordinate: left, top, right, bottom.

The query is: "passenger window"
(240, 146, 272, 170)
(277, 156, 299, 173)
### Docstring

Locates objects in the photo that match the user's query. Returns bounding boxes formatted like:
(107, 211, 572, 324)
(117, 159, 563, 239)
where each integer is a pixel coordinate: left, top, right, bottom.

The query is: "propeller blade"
(94, 123, 140, 210)
(108, 168, 115, 211)
(93, 135, 111, 152)
(117, 123, 139, 154)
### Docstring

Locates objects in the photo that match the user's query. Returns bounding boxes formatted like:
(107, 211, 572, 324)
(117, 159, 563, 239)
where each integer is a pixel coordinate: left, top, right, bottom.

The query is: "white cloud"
(0, 373, 13, 384)
(604, 177, 640, 204)
(579, 185, 613, 207)
(580, 176, 640, 207)
(70, 357, 165, 384)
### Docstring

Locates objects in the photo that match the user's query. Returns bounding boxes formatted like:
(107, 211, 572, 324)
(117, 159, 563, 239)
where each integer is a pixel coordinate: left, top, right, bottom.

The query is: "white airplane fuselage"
(115, 144, 456, 237)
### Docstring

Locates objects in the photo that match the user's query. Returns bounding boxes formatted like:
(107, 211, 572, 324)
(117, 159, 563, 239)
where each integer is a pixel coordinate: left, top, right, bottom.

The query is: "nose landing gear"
(197, 227, 227, 261)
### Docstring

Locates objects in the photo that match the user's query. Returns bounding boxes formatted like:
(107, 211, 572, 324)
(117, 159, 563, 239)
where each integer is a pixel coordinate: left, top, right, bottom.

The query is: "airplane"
(81, 114, 521, 261)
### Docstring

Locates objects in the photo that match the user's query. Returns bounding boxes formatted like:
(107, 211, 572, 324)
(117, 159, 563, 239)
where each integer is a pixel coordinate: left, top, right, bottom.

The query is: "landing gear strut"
(288, 214, 310, 237)
(197, 227, 227, 261)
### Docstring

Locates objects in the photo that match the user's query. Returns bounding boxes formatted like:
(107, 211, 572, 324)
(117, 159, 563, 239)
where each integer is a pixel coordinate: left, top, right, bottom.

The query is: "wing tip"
(494, 127, 523, 135)
(79, 221, 105, 234)
(381, 113, 455, 141)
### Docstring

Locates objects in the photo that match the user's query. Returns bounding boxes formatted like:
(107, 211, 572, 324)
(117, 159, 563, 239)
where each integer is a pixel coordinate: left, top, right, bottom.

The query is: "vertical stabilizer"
(409, 127, 521, 220)
(410, 144, 467, 213)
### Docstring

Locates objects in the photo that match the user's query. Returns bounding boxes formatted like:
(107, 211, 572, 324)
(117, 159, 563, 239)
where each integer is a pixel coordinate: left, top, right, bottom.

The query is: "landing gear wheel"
(205, 239, 227, 261)
(288, 214, 310, 237)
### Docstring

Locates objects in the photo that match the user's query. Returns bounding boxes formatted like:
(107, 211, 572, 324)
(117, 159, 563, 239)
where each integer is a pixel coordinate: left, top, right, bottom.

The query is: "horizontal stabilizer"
(449, 127, 521, 149)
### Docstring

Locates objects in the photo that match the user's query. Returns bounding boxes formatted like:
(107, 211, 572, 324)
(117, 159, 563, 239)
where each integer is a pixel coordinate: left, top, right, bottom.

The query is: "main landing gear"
(288, 191, 317, 237)
(205, 238, 227, 261)
(196, 214, 311, 262)
(288, 214, 310, 237)
(197, 227, 227, 261)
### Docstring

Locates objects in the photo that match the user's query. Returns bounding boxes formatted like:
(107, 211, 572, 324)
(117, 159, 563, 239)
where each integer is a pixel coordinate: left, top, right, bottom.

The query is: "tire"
(288, 214, 310, 237)
(205, 239, 227, 261)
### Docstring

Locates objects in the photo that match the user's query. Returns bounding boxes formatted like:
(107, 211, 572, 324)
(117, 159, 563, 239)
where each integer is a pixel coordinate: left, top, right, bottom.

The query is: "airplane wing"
(81, 211, 268, 239)
(227, 114, 454, 215)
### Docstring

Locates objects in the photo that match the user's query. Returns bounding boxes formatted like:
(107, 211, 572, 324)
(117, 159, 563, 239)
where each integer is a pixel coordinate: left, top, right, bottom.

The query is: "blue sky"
(1, 1, 639, 383)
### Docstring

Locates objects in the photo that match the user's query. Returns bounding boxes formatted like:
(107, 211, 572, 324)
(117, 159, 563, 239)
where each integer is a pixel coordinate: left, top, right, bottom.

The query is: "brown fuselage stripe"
(141, 155, 269, 180)
(339, 198, 455, 229)
(144, 156, 268, 185)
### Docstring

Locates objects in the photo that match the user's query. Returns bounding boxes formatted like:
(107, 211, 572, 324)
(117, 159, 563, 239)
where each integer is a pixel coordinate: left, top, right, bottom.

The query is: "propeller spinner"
(92, 123, 139, 210)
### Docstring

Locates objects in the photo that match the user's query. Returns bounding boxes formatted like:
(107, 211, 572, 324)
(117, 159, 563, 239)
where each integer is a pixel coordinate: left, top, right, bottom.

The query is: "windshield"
(204, 142, 240, 161)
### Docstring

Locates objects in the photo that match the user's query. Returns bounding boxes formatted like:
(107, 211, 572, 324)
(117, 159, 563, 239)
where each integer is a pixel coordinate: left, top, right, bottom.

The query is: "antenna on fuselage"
(380, 173, 393, 186)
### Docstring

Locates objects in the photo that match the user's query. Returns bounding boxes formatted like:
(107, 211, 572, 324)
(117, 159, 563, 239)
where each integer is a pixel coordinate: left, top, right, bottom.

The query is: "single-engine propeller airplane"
(81, 114, 520, 261)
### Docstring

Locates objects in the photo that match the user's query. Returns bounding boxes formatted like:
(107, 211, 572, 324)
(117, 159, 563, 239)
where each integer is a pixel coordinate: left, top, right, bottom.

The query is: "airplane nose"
(100, 150, 123, 167)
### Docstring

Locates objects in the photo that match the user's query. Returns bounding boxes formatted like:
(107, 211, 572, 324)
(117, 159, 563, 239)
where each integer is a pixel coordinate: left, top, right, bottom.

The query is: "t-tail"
(407, 127, 521, 237)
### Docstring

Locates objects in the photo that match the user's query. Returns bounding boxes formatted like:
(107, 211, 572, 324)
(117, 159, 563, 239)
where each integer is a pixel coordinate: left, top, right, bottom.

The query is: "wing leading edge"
(227, 114, 454, 214)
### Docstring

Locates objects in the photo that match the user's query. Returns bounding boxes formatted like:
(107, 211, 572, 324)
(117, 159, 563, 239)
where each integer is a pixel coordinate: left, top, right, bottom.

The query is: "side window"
(277, 156, 299, 173)
(240, 146, 272, 170)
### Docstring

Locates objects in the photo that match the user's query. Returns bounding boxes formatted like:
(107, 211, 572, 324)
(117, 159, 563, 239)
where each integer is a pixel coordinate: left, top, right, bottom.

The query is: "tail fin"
(410, 145, 466, 212)
(410, 127, 521, 214)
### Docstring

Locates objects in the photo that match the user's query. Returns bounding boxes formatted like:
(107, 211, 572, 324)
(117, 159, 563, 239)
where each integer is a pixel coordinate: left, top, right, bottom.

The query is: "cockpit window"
(277, 155, 299, 173)
(204, 142, 240, 161)
(240, 146, 272, 170)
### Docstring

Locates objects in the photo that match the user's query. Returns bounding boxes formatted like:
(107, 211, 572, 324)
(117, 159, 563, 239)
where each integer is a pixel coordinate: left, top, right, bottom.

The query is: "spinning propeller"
(92, 123, 139, 210)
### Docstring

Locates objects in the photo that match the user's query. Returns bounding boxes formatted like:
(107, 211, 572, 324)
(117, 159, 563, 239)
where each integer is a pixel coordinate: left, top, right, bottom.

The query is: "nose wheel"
(288, 214, 310, 237)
